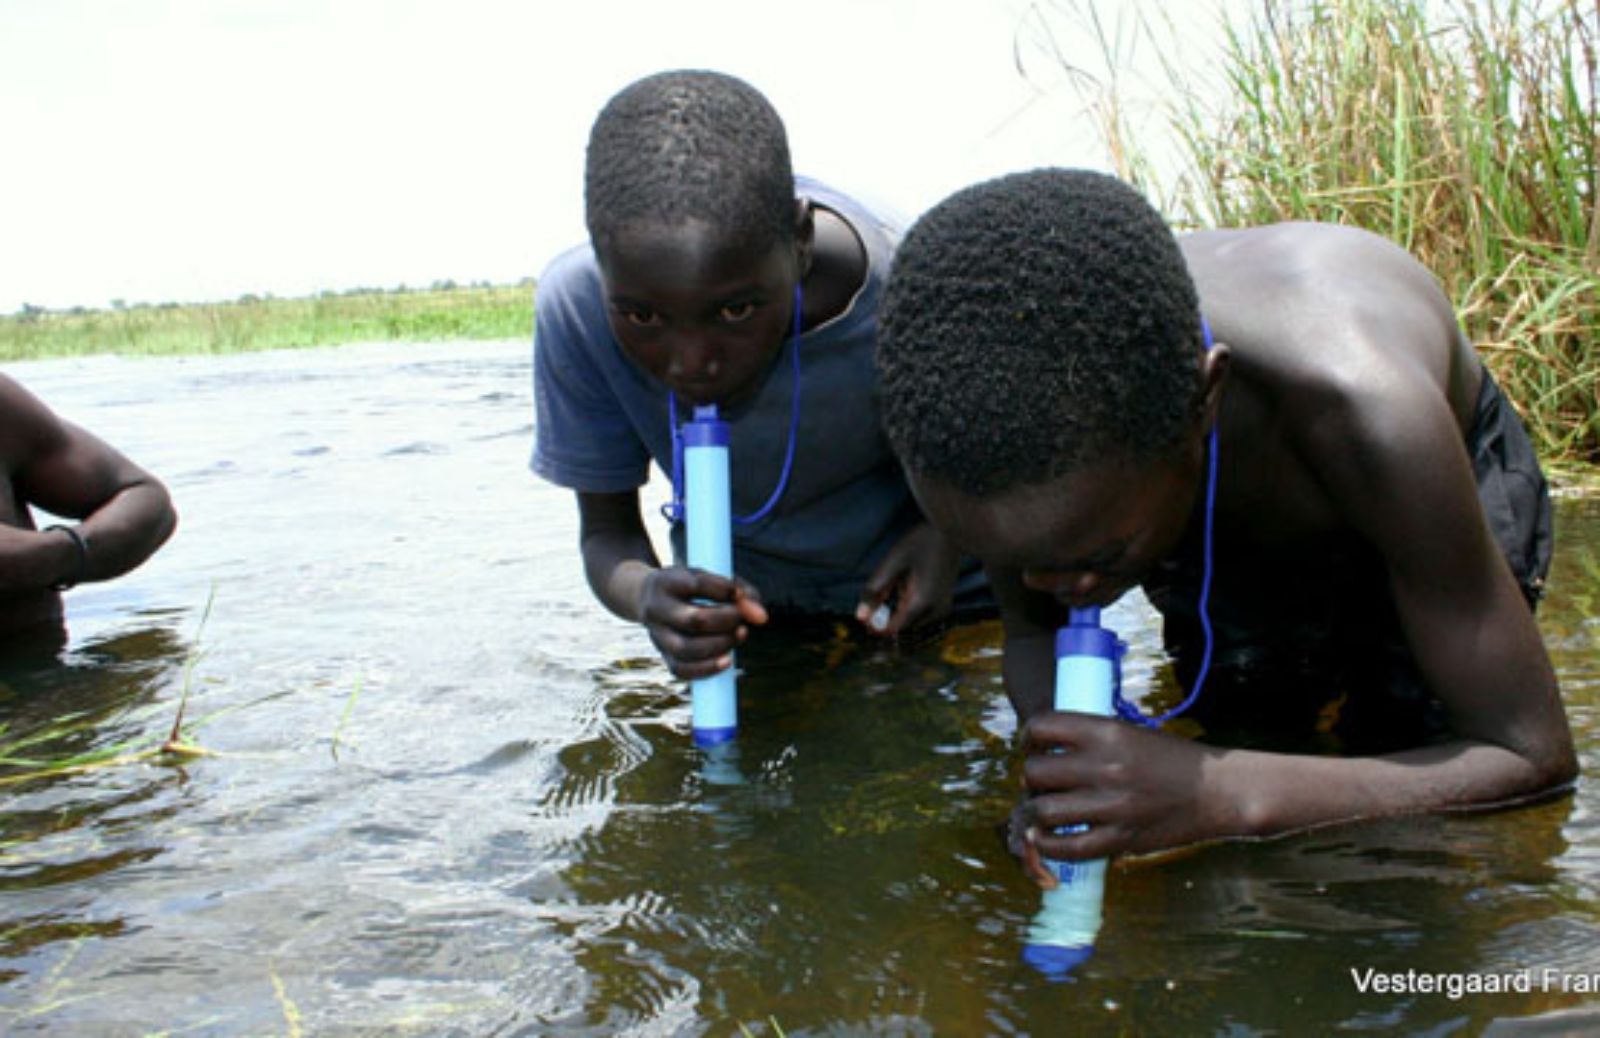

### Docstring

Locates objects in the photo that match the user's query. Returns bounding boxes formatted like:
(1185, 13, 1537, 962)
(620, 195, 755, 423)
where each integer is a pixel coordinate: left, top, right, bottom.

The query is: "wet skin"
(574, 202, 962, 678)
(910, 222, 1576, 879)
(0, 374, 177, 653)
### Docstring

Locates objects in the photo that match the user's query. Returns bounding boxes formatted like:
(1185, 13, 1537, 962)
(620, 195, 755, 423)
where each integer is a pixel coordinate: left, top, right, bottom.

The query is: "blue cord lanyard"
(1114, 317, 1219, 727)
(663, 283, 804, 526)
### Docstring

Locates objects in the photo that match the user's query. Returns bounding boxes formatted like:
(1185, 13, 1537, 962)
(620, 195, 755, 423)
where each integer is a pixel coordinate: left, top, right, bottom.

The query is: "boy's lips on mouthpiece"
(1063, 581, 1135, 611)
(670, 382, 720, 406)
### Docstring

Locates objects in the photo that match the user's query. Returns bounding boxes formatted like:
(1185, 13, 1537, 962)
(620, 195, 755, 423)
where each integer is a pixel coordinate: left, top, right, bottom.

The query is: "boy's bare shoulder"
(1182, 222, 1452, 322)
(1182, 223, 1484, 532)
(0, 375, 59, 471)
(1182, 222, 1474, 418)
(1183, 220, 1418, 266)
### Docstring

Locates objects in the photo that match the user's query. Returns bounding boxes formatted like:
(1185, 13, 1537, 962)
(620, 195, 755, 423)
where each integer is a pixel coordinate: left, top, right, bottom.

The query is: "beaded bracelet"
(44, 524, 88, 591)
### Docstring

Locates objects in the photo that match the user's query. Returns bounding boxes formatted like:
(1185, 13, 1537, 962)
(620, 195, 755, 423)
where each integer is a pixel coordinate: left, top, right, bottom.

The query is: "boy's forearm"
(992, 565, 1068, 724)
(580, 529, 659, 623)
(0, 525, 80, 592)
(0, 480, 175, 592)
(1201, 739, 1570, 841)
(75, 480, 177, 581)
(1002, 630, 1056, 724)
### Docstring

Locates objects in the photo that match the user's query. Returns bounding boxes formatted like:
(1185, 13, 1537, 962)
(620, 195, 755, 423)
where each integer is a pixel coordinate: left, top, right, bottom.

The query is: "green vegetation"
(0, 281, 534, 361)
(9, 0, 1596, 462)
(0, 590, 218, 787)
(1050, 0, 1598, 463)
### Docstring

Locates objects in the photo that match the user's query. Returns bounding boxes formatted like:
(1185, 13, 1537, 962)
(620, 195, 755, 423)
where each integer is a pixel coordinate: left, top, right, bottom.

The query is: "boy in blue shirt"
(532, 70, 971, 679)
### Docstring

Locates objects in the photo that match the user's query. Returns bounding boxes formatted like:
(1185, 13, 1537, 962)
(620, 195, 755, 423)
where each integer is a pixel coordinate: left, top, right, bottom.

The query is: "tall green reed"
(1032, 0, 1598, 461)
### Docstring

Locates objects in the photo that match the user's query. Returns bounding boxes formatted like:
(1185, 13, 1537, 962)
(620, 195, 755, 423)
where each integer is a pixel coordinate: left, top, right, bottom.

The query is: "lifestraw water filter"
(665, 285, 808, 750)
(1021, 606, 1120, 979)
(682, 404, 737, 747)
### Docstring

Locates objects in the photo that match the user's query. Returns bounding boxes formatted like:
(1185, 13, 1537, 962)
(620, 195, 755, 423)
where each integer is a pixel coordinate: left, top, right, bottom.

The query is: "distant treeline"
(0, 280, 536, 361)
(8, 0, 1596, 466)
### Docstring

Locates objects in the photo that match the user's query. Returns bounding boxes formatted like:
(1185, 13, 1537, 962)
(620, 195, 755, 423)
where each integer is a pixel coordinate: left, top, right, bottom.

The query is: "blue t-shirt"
(530, 178, 914, 615)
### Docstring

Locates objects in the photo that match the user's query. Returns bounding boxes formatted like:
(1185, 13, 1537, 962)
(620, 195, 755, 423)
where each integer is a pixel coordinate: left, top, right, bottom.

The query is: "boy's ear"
(1199, 341, 1231, 431)
(794, 197, 816, 276)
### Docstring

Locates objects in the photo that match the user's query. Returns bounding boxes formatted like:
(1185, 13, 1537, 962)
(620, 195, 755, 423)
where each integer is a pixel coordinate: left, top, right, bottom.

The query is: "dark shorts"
(1470, 368, 1555, 606)
(1151, 368, 1552, 754)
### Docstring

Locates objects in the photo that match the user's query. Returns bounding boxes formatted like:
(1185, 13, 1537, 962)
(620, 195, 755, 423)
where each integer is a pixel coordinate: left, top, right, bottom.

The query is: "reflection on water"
(0, 341, 1596, 1035)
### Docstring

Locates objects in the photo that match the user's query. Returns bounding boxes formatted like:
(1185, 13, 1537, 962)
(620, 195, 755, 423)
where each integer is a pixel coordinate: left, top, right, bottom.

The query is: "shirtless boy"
(874, 169, 1575, 869)
(1, 373, 177, 653)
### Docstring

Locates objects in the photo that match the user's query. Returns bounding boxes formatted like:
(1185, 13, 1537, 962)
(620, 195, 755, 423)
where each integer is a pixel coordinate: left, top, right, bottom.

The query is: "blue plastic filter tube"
(683, 405, 737, 747)
(1021, 606, 1119, 980)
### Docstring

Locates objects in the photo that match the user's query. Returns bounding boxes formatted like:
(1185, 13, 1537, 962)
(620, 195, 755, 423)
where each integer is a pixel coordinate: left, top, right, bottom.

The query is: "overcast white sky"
(0, 0, 1238, 315)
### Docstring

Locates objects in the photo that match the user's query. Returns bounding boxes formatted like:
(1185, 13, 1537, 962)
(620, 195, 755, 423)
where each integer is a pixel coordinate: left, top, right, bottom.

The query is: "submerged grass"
(329, 674, 363, 762)
(1034, 0, 1599, 463)
(0, 591, 219, 787)
(0, 588, 372, 791)
(270, 963, 305, 1038)
(0, 282, 534, 361)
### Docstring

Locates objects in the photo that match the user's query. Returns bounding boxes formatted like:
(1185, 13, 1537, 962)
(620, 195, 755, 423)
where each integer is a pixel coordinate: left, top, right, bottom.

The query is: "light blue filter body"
(683, 407, 736, 745)
(1022, 608, 1117, 979)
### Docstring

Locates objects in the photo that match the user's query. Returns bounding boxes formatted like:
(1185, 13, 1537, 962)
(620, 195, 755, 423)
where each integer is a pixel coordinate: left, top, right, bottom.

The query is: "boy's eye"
(621, 308, 662, 328)
(719, 301, 756, 323)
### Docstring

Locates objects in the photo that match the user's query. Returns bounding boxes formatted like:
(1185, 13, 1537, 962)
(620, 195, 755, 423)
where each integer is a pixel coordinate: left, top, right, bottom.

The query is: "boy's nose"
(665, 334, 721, 381)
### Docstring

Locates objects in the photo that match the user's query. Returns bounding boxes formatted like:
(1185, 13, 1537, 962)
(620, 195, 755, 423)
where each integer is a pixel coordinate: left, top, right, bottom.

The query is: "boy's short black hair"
(877, 168, 1206, 497)
(585, 70, 795, 259)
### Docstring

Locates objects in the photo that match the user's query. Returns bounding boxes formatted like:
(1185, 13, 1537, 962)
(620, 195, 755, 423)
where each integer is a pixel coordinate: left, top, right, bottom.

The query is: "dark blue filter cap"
(692, 726, 736, 748)
(681, 412, 729, 448)
(1055, 622, 1117, 661)
(1020, 941, 1095, 981)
